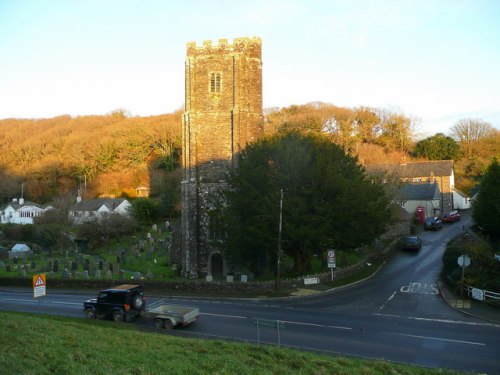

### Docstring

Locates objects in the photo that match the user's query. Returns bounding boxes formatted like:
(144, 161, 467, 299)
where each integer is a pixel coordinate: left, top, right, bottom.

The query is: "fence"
(464, 285, 500, 302)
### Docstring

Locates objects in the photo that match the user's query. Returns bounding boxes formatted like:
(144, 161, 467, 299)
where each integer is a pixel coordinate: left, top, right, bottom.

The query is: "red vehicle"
(441, 210, 461, 223)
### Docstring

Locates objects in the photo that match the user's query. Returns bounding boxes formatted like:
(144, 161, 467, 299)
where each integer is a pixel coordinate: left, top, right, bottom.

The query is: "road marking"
(200, 313, 352, 330)
(400, 282, 438, 295)
(378, 291, 397, 311)
(201, 312, 247, 319)
(384, 332, 485, 346)
(1, 298, 81, 306)
(374, 313, 500, 328)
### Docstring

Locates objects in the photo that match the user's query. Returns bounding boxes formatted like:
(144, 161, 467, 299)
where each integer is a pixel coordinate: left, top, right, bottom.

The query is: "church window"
(210, 72, 221, 93)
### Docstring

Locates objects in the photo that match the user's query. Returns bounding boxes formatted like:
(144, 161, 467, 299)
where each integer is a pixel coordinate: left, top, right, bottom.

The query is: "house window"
(210, 73, 221, 93)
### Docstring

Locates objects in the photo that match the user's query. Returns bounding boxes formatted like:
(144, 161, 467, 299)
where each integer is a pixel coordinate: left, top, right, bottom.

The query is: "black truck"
(83, 284, 146, 322)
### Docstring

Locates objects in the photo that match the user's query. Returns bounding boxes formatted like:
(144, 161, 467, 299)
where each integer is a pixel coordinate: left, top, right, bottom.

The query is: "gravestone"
(119, 270, 125, 281)
(61, 268, 70, 279)
(105, 270, 112, 280)
(206, 275, 213, 282)
(226, 275, 234, 283)
(53, 259, 59, 273)
(20, 268, 26, 277)
(240, 274, 248, 283)
(152, 224, 157, 232)
(133, 271, 141, 280)
(82, 270, 89, 279)
(95, 269, 101, 280)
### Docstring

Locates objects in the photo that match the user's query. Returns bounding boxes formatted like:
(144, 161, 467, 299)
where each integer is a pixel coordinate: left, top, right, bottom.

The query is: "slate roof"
(0, 200, 43, 211)
(69, 198, 129, 212)
(396, 183, 440, 201)
(365, 160, 454, 178)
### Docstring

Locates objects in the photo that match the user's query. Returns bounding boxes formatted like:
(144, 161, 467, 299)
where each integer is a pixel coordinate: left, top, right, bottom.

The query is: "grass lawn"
(0, 310, 466, 375)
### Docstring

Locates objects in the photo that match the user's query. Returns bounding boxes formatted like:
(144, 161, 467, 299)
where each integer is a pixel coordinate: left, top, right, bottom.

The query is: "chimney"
(76, 196, 82, 203)
(12, 198, 17, 203)
(19, 197, 24, 205)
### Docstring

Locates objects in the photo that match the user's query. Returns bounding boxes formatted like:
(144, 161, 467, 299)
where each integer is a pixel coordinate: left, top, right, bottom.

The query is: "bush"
(128, 198, 160, 225)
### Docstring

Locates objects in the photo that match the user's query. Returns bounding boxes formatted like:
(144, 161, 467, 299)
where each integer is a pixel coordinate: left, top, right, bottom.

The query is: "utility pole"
(276, 189, 283, 291)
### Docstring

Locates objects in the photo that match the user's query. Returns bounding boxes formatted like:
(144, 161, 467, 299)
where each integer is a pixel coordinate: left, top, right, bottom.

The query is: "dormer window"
(210, 72, 221, 93)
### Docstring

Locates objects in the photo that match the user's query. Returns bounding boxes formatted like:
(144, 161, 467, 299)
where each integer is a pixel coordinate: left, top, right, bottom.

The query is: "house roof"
(0, 200, 42, 211)
(69, 198, 129, 212)
(396, 183, 440, 201)
(12, 243, 30, 252)
(365, 160, 454, 178)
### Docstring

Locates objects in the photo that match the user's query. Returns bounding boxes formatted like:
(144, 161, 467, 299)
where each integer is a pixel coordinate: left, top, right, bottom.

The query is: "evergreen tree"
(223, 132, 391, 275)
(413, 133, 462, 160)
(472, 158, 500, 239)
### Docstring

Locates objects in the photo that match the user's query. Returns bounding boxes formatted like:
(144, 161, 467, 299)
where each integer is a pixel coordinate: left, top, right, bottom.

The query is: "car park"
(399, 236, 422, 251)
(441, 210, 461, 223)
(424, 216, 443, 230)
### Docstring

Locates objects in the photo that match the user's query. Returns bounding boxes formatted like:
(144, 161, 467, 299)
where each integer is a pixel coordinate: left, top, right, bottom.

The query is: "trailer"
(144, 304, 200, 329)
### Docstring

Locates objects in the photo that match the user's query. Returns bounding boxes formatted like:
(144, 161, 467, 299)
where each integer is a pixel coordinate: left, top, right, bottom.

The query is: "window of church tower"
(210, 72, 221, 93)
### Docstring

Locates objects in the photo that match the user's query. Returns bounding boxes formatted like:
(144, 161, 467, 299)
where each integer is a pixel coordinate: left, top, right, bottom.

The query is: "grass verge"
(0, 310, 466, 375)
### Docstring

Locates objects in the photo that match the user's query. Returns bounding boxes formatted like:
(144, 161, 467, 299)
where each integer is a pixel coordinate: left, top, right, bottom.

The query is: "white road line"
(200, 313, 352, 331)
(201, 312, 247, 319)
(1, 298, 81, 306)
(385, 332, 485, 346)
(378, 290, 397, 311)
(374, 312, 500, 328)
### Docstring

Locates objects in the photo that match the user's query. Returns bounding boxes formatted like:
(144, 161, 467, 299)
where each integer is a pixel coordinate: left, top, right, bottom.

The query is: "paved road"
(1, 214, 499, 373)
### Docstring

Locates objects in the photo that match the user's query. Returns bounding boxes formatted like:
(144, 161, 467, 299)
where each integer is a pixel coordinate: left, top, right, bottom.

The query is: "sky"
(0, 0, 499, 137)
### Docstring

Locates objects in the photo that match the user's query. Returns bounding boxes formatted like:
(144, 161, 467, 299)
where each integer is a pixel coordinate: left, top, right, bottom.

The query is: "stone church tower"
(181, 37, 263, 277)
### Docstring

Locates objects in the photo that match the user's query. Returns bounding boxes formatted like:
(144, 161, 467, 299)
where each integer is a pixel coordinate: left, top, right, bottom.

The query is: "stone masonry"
(180, 37, 264, 277)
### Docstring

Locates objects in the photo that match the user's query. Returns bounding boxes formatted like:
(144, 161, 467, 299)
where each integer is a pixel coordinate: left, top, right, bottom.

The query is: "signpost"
(33, 274, 46, 314)
(327, 249, 336, 282)
(33, 273, 46, 298)
(457, 255, 471, 296)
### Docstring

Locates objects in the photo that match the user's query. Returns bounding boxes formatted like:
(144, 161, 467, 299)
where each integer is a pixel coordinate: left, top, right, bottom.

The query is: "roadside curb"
(437, 281, 500, 325)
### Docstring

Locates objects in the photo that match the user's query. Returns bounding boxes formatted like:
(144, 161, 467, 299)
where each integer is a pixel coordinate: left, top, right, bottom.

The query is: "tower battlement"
(186, 37, 261, 57)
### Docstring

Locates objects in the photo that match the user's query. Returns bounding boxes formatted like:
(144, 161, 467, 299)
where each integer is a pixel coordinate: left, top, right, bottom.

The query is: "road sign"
(304, 277, 320, 285)
(471, 288, 484, 301)
(457, 255, 471, 268)
(327, 249, 336, 269)
(33, 274, 46, 298)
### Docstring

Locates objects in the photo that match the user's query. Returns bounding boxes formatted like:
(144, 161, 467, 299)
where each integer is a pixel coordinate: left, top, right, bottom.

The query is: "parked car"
(399, 236, 422, 251)
(441, 210, 461, 223)
(424, 216, 443, 231)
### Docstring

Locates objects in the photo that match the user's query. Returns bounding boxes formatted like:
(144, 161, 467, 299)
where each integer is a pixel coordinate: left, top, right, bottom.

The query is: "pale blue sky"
(0, 0, 499, 137)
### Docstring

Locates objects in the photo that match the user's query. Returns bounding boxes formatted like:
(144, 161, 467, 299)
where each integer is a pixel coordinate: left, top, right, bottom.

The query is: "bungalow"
(0, 198, 52, 225)
(68, 198, 131, 224)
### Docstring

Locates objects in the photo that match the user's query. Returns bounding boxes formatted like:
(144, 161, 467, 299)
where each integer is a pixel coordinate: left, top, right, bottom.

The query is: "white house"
(452, 188, 471, 210)
(68, 198, 131, 224)
(0, 198, 52, 225)
(396, 183, 441, 216)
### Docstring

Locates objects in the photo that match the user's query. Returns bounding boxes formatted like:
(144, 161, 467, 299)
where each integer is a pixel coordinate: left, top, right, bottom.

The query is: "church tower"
(181, 37, 263, 277)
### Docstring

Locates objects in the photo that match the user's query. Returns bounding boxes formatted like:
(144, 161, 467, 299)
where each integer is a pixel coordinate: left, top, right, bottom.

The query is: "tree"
(472, 158, 500, 240)
(223, 132, 392, 275)
(451, 119, 495, 157)
(128, 198, 160, 225)
(413, 133, 462, 160)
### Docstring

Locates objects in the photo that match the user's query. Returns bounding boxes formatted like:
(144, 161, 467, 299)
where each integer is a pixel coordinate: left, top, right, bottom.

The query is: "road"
(1, 214, 499, 374)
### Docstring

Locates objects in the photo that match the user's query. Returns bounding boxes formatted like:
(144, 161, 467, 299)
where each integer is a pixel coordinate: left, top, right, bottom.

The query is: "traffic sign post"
(33, 274, 46, 298)
(327, 250, 336, 282)
(457, 255, 471, 297)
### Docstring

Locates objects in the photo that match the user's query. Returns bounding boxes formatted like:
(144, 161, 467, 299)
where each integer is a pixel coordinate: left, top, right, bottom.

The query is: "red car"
(441, 210, 461, 223)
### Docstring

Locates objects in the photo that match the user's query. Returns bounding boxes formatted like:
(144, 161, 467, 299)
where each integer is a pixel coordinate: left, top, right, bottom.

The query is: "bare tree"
(450, 118, 495, 157)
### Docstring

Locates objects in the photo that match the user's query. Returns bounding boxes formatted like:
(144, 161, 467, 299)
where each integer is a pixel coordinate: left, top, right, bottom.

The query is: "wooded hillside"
(0, 103, 497, 204)
(0, 111, 182, 203)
